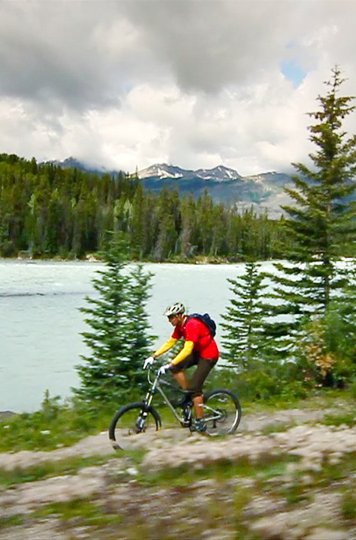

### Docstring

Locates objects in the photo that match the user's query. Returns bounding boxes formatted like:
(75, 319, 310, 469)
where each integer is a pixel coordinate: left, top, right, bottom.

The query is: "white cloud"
(0, 0, 355, 175)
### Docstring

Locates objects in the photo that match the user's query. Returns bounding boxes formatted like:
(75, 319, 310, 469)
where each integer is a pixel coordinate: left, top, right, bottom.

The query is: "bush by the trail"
(0, 391, 115, 452)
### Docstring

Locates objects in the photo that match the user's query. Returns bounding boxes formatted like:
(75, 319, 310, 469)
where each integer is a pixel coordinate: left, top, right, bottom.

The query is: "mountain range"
(47, 158, 295, 217)
(137, 163, 294, 217)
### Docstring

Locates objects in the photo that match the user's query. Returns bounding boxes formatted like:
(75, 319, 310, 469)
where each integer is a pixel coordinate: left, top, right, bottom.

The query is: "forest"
(0, 152, 294, 262)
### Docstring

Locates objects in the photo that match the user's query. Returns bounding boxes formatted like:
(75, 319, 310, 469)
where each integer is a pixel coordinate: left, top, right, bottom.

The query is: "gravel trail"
(0, 406, 355, 540)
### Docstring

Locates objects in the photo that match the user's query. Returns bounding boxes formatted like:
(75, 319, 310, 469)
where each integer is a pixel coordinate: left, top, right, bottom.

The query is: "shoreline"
(0, 254, 264, 265)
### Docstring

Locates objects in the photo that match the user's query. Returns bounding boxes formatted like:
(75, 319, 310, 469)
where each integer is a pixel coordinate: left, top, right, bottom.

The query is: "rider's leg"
(193, 395, 204, 419)
(170, 354, 196, 391)
(190, 358, 217, 419)
(172, 370, 189, 389)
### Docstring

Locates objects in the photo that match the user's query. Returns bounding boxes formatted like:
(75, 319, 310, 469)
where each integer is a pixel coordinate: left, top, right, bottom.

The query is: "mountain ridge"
(136, 162, 293, 217)
(45, 158, 294, 217)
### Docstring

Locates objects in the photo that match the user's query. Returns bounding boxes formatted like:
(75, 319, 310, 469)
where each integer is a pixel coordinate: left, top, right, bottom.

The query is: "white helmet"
(164, 302, 185, 317)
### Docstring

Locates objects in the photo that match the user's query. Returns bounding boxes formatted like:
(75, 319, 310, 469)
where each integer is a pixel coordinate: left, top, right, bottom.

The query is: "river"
(1, 259, 278, 412)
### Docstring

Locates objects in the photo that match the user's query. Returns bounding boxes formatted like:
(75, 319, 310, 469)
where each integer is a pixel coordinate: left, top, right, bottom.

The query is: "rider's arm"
(171, 340, 194, 366)
(153, 337, 177, 358)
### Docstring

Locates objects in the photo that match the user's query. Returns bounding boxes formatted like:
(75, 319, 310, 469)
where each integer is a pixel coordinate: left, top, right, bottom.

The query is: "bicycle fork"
(136, 381, 157, 432)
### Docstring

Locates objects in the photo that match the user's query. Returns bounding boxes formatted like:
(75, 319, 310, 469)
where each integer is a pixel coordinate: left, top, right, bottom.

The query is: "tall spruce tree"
(265, 67, 356, 360)
(75, 236, 155, 403)
(221, 262, 268, 370)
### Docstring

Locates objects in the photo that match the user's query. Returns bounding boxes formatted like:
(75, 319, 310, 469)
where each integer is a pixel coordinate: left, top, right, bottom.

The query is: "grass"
(321, 412, 355, 427)
(341, 489, 356, 521)
(33, 499, 122, 527)
(234, 487, 263, 540)
(271, 452, 356, 508)
(313, 453, 356, 487)
(135, 454, 299, 489)
(0, 454, 114, 488)
(0, 515, 25, 530)
(243, 387, 355, 414)
(279, 482, 313, 505)
(0, 395, 115, 452)
(260, 422, 296, 435)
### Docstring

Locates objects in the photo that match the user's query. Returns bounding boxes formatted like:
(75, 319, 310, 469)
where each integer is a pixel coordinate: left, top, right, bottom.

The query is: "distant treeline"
(1, 152, 292, 261)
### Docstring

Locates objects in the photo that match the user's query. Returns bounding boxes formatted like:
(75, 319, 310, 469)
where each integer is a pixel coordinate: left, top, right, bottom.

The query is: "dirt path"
(0, 406, 355, 540)
(0, 407, 329, 471)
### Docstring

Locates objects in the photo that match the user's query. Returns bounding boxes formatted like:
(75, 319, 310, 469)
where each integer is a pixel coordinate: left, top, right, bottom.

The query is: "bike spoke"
(203, 390, 241, 436)
(109, 403, 160, 450)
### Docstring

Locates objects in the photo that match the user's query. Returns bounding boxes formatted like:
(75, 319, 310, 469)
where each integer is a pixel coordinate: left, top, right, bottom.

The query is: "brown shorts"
(170, 352, 218, 397)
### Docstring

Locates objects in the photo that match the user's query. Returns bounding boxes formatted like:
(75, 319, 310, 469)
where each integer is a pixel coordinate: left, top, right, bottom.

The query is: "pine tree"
(220, 262, 268, 370)
(265, 67, 356, 361)
(317, 263, 356, 382)
(75, 236, 155, 403)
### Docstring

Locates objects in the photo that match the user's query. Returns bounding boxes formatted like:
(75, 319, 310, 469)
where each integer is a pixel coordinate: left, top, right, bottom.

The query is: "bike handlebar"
(146, 364, 175, 386)
(146, 365, 162, 385)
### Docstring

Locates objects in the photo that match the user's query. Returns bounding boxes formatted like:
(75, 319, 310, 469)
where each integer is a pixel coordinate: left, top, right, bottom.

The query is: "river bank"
(6, 252, 245, 265)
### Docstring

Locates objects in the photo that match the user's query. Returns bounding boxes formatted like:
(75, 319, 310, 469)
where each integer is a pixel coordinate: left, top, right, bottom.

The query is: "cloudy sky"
(0, 0, 355, 176)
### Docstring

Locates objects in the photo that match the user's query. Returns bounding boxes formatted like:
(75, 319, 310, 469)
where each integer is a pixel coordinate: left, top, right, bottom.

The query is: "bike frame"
(144, 368, 185, 424)
(143, 368, 223, 427)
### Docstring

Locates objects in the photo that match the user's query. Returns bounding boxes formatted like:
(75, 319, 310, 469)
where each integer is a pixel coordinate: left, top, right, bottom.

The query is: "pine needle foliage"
(296, 263, 356, 387)
(265, 67, 356, 360)
(322, 263, 356, 378)
(75, 236, 155, 403)
(220, 262, 268, 370)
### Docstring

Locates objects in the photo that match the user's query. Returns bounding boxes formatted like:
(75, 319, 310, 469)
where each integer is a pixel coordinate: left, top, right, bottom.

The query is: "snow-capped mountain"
(195, 165, 243, 181)
(138, 163, 243, 182)
(137, 163, 293, 216)
(137, 163, 291, 187)
(137, 163, 186, 179)
(47, 159, 294, 217)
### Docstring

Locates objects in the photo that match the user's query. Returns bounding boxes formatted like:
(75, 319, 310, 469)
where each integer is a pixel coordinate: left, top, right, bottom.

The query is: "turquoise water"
(0, 259, 276, 412)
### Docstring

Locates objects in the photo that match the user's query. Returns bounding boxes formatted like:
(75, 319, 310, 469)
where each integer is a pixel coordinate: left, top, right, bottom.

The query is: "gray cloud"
(1, 0, 346, 106)
(120, 0, 296, 92)
(0, 2, 131, 108)
(0, 0, 355, 173)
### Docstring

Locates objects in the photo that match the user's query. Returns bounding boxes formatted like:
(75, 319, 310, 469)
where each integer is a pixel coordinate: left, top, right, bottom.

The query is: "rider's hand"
(158, 363, 172, 376)
(143, 356, 155, 369)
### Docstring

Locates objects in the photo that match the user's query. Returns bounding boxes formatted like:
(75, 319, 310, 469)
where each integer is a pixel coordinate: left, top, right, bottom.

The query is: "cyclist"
(143, 302, 219, 433)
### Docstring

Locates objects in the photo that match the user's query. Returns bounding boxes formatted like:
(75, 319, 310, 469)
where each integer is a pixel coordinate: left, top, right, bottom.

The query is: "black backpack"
(188, 313, 217, 337)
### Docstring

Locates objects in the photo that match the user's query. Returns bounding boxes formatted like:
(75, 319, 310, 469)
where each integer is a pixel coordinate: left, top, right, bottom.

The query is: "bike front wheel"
(203, 389, 241, 436)
(109, 401, 161, 451)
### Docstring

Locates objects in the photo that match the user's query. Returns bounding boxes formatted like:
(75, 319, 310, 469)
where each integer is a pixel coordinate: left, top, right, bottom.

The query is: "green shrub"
(0, 392, 116, 452)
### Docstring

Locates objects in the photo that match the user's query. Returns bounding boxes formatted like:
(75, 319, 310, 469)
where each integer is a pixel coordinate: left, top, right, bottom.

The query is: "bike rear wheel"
(109, 401, 161, 451)
(203, 389, 241, 436)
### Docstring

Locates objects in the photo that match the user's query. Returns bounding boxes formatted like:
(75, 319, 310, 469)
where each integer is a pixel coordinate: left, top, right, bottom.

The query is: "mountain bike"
(109, 366, 242, 450)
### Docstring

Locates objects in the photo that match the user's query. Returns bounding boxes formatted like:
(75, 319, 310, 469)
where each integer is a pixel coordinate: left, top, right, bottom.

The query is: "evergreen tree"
(220, 262, 268, 370)
(124, 263, 157, 372)
(265, 67, 356, 361)
(301, 262, 356, 385)
(75, 236, 155, 403)
(179, 195, 198, 258)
